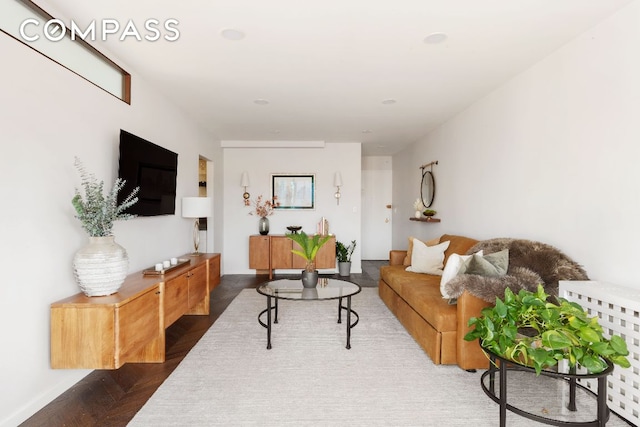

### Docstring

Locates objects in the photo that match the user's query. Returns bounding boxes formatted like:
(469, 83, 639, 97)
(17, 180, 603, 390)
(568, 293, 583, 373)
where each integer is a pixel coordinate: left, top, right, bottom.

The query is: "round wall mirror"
(421, 170, 435, 208)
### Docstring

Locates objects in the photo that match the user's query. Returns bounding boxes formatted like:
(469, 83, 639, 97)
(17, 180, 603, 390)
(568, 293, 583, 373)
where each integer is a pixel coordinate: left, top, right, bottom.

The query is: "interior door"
(361, 169, 392, 260)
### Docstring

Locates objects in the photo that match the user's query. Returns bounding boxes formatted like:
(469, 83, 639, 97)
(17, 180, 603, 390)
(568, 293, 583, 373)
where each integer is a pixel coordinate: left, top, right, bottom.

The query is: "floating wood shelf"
(409, 217, 441, 223)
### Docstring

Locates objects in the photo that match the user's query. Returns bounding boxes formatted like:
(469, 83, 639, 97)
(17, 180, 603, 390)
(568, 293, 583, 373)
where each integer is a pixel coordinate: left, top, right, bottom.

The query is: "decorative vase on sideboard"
(73, 236, 129, 296)
(258, 216, 270, 235)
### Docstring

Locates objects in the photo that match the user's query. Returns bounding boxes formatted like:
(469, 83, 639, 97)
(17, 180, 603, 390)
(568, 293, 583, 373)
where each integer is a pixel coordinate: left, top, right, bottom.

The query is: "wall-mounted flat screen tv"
(117, 130, 178, 216)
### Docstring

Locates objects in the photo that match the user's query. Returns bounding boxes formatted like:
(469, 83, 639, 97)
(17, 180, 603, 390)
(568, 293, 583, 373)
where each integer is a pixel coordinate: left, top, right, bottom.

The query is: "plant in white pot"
(336, 240, 356, 276)
(287, 231, 331, 288)
(71, 158, 139, 296)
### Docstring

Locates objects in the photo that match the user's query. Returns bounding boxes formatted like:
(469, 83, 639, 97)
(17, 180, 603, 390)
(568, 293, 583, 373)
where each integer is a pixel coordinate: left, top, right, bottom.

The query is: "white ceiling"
(48, 0, 632, 155)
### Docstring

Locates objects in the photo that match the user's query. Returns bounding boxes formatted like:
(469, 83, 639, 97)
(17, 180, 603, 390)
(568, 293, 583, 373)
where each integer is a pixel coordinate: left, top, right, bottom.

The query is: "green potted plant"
(336, 240, 356, 276)
(287, 231, 331, 288)
(465, 285, 630, 375)
(71, 157, 139, 296)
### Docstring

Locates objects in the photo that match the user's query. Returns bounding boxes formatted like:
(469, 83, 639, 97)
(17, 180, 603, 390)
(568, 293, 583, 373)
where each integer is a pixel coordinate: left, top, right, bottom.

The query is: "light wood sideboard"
(249, 235, 336, 278)
(50, 253, 221, 369)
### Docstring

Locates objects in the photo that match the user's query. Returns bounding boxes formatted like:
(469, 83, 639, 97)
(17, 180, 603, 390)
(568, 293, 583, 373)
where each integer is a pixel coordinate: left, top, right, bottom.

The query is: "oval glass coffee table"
(257, 278, 361, 350)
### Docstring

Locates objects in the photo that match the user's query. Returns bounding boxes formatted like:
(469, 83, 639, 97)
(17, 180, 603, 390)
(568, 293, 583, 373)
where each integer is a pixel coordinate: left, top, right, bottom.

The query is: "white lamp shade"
(182, 197, 213, 218)
(334, 172, 343, 187)
(240, 171, 250, 187)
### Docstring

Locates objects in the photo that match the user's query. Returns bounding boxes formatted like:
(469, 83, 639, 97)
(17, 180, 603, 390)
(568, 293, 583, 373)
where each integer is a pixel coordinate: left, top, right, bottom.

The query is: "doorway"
(199, 156, 214, 252)
(361, 157, 392, 260)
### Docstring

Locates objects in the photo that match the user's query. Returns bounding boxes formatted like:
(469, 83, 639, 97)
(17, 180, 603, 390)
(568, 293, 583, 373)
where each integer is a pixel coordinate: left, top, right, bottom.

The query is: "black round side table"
(480, 347, 614, 427)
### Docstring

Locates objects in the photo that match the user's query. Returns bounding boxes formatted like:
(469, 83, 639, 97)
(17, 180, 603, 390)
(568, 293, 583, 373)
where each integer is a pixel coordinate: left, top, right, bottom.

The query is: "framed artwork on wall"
(271, 174, 315, 209)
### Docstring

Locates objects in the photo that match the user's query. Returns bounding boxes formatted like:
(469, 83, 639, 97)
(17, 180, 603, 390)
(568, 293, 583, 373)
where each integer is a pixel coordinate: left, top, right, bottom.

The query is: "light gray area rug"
(129, 288, 630, 426)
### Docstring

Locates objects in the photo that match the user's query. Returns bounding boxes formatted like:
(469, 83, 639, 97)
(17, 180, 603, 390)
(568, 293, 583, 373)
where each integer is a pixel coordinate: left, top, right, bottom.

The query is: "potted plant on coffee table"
(336, 239, 356, 276)
(465, 285, 630, 375)
(287, 231, 331, 288)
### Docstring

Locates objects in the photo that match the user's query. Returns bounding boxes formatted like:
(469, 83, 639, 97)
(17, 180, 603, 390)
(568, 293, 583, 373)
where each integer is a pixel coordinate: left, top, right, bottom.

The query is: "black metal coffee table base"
(481, 350, 613, 427)
(258, 295, 359, 349)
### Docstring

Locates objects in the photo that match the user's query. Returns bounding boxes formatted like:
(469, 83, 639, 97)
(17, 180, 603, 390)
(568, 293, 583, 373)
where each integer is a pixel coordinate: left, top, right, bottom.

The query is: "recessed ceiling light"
(253, 99, 269, 105)
(424, 32, 448, 44)
(362, 130, 373, 134)
(381, 99, 396, 105)
(220, 28, 246, 41)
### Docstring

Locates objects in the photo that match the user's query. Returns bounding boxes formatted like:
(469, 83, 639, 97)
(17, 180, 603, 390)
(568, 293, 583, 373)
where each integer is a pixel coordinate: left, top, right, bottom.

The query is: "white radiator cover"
(559, 280, 640, 425)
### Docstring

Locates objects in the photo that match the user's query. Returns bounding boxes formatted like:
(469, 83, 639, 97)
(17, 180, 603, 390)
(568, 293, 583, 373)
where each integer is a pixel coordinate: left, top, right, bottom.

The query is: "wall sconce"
(182, 197, 213, 255)
(334, 172, 343, 205)
(241, 171, 250, 206)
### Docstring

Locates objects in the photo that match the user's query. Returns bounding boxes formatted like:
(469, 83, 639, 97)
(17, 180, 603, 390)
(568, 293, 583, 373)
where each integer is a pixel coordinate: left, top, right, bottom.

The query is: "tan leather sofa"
(378, 234, 492, 370)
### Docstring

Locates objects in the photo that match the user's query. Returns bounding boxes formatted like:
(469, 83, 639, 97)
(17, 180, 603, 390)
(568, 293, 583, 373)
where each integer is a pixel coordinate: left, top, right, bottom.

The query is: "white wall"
(392, 1, 640, 288)
(223, 143, 362, 275)
(0, 31, 222, 427)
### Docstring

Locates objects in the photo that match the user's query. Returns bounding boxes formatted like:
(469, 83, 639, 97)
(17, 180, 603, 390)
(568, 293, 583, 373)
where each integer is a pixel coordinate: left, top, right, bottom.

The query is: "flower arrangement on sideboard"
(248, 195, 279, 218)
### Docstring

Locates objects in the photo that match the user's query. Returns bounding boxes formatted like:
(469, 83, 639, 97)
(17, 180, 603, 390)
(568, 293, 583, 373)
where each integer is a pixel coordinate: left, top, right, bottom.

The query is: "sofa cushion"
(380, 265, 456, 332)
(439, 234, 479, 265)
(405, 239, 450, 274)
(380, 265, 424, 296)
(440, 251, 483, 299)
(402, 284, 457, 332)
(403, 236, 440, 266)
(463, 249, 509, 277)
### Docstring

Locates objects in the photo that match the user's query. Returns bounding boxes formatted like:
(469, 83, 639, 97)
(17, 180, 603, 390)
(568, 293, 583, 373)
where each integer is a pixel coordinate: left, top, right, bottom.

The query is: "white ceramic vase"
(73, 236, 129, 296)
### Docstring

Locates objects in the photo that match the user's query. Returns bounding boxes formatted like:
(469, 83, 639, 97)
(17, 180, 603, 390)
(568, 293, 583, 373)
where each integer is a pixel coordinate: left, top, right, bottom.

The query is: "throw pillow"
(440, 250, 483, 298)
(405, 239, 451, 275)
(462, 249, 509, 277)
(403, 236, 441, 266)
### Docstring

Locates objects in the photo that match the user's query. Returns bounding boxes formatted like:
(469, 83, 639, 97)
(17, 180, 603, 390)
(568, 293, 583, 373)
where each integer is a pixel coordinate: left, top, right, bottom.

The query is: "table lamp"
(182, 197, 212, 255)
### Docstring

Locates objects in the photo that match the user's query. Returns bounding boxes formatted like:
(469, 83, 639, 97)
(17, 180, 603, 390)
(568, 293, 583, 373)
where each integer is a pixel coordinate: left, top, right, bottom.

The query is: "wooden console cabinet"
(249, 235, 336, 278)
(50, 253, 221, 369)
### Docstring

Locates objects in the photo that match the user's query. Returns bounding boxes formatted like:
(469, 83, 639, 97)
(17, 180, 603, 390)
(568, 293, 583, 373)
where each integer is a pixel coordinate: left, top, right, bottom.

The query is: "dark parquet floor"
(21, 261, 385, 427)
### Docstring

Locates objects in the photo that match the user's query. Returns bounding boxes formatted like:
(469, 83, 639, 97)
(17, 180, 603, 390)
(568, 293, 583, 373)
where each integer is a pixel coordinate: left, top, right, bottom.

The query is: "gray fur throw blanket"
(444, 238, 588, 303)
